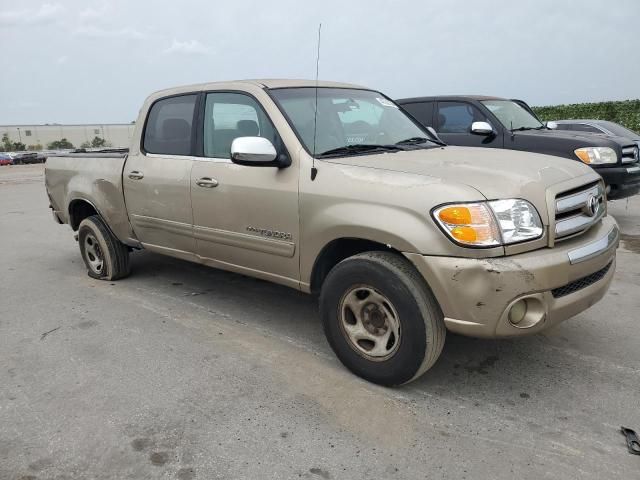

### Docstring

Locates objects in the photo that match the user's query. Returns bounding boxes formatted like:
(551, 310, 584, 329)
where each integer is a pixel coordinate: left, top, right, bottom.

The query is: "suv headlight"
(433, 199, 543, 247)
(574, 147, 617, 165)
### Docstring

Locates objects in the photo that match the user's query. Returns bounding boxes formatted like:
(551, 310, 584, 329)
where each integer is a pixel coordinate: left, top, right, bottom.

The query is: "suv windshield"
(270, 88, 433, 157)
(600, 121, 639, 138)
(481, 100, 543, 131)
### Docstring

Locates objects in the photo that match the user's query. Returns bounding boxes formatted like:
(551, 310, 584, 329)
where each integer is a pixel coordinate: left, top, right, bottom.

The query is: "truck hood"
(325, 146, 598, 200)
(515, 128, 633, 148)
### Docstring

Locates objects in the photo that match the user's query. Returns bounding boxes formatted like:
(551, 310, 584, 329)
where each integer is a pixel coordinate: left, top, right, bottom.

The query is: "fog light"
(508, 300, 527, 325)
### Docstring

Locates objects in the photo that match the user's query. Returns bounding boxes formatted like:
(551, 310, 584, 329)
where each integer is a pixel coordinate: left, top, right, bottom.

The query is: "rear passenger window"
(204, 92, 278, 159)
(402, 102, 434, 127)
(143, 94, 197, 156)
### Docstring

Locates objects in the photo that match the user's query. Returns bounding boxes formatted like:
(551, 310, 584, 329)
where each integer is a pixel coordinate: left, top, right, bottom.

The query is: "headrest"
(237, 119, 259, 136)
(162, 118, 190, 140)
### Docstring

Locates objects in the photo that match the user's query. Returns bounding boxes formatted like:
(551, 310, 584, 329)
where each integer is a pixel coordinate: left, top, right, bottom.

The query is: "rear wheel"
(78, 215, 130, 280)
(320, 251, 446, 386)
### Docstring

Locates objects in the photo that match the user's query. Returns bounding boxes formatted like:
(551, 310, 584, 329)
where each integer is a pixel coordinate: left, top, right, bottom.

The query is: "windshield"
(600, 121, 639, 138)
(270, 88, 431, 156)
(481, 100, 543, 130)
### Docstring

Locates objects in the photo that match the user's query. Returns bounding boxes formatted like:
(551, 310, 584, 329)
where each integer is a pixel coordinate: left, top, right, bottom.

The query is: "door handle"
(196, 177, 219, 188)
(128, 171, 144, 180)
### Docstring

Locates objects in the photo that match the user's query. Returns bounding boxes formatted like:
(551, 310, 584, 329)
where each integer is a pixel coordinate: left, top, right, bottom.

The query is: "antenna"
(311, 23, 321, 181)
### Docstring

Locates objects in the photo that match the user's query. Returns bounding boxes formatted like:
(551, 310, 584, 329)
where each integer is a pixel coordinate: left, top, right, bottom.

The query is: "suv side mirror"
(546, 121, 558, 130)
(231, 137, 281, 167)
(471, 121, 494, 136)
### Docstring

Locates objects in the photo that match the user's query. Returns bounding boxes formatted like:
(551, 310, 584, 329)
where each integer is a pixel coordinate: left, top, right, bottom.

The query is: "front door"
(190, 91, 300, 287)
(123, 93, 198, 257)
(435, 101, 502, 148)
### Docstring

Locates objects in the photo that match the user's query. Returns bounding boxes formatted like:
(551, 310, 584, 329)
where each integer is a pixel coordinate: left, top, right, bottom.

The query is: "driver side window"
(436, 102, 486, 134)
(204, 92, 279, 159)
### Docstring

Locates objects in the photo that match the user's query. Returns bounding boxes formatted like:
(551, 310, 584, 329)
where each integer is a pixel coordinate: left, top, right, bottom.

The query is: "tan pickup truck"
(45, 80, 619, 385)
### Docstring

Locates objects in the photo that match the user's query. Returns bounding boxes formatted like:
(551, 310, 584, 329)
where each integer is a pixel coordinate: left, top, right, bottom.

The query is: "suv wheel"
(78, 215, 130, 280)
(320, 251, 446, 386)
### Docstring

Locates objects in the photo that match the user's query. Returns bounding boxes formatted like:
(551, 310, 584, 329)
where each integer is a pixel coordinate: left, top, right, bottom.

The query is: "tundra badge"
(246, 226, 292, 241)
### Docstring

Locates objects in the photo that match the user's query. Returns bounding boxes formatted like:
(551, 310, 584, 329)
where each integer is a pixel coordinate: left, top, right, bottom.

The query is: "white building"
(0, 124, 136, 149)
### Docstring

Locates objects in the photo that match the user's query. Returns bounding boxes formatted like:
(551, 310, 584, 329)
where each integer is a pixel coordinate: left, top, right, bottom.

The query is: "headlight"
(488, 199, 543, 244)
(433, 203, 501, 246)
(433, 199, 543, 247)
(574, 147, 617, 165)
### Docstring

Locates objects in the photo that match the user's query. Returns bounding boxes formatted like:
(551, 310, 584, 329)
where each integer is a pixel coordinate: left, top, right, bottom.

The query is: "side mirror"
(471, 121, 494, 136)
(230, 137, 279, 166)
(546, 121, 558, 130)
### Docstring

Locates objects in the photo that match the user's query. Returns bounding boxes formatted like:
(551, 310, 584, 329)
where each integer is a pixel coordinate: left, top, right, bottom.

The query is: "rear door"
(434, 101, 502, 147)
(123, 93, 198, 257)
(190, 91, 300, 286)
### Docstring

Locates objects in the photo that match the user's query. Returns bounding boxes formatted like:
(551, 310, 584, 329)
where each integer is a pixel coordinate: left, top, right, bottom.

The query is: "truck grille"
(621, 145, 639, 164)
(554, 181, 605, 241)
(551, 261, 612, 298)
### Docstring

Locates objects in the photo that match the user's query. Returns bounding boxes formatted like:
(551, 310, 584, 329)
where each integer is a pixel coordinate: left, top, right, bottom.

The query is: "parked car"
(8, 152, 40, 165)
(0, 153, 13, 166)
(45, 80, 618, 386)
(553, 119, 640, 147)
(396, 95, 640, 199)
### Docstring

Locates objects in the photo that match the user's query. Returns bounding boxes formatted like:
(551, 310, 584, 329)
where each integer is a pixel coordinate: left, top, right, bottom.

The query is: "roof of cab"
(396, 95, 505, 103)
(251, 79, 366, 89)
(149, 79, 368, 98)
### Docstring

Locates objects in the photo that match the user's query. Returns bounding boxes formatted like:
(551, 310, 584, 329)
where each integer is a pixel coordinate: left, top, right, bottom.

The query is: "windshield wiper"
(396, 136, 446, 147)
(317, 144, 404, 158)
(396, 136, 428, 145)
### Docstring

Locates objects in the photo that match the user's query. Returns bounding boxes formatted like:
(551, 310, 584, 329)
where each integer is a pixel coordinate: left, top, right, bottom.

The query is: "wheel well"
(309, 238, 400, 294)
(69, 200, 98, 231)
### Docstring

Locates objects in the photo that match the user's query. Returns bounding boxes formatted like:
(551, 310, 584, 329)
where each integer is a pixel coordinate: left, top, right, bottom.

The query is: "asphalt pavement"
(1, 164, 639, 479)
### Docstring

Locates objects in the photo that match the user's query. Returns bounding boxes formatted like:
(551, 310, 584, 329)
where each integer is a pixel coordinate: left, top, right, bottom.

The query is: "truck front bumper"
(405, 216, 619, 338)
(597, 165, 640, 199)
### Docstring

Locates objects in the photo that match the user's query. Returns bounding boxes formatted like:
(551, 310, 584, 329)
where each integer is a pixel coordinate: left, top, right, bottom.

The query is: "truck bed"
(47, 148, 129, 159)
(45, 152, 134, 243)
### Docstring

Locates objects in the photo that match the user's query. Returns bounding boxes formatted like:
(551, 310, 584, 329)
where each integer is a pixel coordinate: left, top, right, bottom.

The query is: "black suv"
(396, 95, 640, 199)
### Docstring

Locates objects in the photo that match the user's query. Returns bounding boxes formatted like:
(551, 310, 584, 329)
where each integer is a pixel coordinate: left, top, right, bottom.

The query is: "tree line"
(532, 99, 640, 133)
(1, 134, 111, 152)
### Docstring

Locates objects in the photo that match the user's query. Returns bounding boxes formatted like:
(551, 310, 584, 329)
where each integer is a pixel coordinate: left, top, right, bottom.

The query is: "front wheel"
(78, 215, 130, 280)
(320, 251, 446, 386)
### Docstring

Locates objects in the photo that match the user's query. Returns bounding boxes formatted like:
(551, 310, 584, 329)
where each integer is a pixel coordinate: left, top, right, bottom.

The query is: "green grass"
(531, 99, 640, 133)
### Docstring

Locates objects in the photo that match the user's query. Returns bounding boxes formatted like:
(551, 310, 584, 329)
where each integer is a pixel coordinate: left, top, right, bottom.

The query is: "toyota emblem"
(586, 195, 599, 217)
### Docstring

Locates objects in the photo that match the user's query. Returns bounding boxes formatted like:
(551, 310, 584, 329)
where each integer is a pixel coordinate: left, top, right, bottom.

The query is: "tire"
(78, 215, 131, 281)
(320, 251, 446, 386)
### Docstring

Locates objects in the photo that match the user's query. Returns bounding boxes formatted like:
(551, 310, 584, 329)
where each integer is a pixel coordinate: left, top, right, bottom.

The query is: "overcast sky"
(1, 0, 639, 124)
